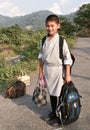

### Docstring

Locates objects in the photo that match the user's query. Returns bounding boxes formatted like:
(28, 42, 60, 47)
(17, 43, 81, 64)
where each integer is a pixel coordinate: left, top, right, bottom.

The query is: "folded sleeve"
(38, 53, 42, 59)
(38, 42, 43, 59)
(63, 39, 72, 66)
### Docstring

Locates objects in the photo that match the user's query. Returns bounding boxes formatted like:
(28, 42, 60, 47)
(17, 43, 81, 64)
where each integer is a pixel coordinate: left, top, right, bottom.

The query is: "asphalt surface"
(0, 38, 90, 130)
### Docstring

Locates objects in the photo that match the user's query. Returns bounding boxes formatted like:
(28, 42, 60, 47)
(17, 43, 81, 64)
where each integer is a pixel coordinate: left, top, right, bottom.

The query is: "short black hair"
(45, 14, 60, 24)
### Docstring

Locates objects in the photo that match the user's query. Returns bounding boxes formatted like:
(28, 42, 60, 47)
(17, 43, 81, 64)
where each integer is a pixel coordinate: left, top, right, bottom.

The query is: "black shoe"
(44, 112, 56, 121)
(48, 117, 61, 127)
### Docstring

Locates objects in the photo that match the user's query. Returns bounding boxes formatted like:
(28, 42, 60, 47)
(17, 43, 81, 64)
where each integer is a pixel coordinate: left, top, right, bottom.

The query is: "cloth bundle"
(32, 77, 47, 107)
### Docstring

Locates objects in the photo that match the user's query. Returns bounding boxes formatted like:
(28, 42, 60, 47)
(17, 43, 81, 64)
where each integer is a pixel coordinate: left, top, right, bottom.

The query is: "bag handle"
(19, 70, 27, 77)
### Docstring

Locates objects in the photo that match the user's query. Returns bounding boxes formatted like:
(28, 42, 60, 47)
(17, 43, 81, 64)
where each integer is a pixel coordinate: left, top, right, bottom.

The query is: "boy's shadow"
(2, 92, 51, 121)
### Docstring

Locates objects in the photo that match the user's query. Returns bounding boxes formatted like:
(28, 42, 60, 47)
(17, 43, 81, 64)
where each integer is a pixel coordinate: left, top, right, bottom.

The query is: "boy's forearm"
(65, 65, 70, 76)
(65, 65, 71, 82)
(39, 59, 43, 78)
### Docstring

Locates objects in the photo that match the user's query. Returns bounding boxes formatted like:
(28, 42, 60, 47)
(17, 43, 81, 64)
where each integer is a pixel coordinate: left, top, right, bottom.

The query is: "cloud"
(48, 2, 62, 14)
(58, 0, 69, 5)
(58, 0, 80, 14)
(0, 0, 25, 17)
(81, 1, 89, 5)
(71, 7, 78, 13)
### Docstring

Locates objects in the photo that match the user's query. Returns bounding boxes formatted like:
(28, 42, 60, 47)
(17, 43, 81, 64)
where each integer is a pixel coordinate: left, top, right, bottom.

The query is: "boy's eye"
(51, 25, 54, 27)
(46, 25, 54, 28)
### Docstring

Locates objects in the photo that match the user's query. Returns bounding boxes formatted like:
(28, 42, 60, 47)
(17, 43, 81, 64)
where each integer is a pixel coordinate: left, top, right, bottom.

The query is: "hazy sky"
(0, 0, 90, 17)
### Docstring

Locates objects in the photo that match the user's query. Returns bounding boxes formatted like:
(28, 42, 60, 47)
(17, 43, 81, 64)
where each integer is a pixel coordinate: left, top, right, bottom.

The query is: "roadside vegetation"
(0, 3, 90, 91)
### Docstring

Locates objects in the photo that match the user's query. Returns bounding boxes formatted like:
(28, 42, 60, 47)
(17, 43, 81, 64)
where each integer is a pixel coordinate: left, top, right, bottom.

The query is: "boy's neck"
(47, 33, 58, 39)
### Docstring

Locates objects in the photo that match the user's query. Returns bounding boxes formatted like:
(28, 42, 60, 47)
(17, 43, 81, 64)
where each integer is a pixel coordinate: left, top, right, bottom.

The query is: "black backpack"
(42, 36, 75, 76)
(56, 81, 82, 126)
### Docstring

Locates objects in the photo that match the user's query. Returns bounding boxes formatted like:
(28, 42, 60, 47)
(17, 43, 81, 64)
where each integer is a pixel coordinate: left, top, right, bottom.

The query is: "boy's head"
(45, 14, 60, 36)
(45, 14, 60, 24)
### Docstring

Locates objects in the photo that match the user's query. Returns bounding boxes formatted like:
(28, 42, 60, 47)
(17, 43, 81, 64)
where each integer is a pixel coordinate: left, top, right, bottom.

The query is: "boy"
(38, 15, 72, 126)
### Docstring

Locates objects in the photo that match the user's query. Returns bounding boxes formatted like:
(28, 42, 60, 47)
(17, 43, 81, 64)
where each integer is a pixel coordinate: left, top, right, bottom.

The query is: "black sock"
(50, 95, 57, 114)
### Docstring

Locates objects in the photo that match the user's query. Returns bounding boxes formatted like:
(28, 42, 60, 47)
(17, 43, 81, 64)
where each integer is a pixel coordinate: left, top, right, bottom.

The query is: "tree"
(74, 4, 90, 36)
(59, 16, 75, 36)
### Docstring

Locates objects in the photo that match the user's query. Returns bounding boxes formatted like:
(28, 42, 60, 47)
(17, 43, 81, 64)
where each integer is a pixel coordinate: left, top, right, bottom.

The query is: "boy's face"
(46, 21, 60, 36)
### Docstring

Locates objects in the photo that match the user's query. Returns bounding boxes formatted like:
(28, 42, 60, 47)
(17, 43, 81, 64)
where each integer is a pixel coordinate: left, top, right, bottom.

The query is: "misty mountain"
(0, 10, 76, 29)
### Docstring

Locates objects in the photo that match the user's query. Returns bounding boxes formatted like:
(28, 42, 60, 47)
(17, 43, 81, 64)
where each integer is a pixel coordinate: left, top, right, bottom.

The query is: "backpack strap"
(59, 36, 64, 61)
(42, 36, 46, 46)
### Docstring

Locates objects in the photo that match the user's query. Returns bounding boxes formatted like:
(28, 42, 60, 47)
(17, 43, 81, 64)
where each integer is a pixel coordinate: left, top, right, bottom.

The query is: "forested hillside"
(0, 10, 53, 29)
(0, 10, 75, 29)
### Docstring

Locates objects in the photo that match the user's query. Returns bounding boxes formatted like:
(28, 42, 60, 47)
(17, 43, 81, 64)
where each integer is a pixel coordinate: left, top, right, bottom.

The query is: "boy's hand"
(39, 72, 44, 79)
(64, 75, 71, 83)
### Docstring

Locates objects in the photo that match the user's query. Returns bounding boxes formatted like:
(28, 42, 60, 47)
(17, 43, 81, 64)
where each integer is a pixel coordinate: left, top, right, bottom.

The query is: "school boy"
(38, 15, 72, 126)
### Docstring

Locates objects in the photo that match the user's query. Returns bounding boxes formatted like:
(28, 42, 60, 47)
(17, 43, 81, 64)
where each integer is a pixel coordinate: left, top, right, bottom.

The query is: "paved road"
(0, 38, 90, 130)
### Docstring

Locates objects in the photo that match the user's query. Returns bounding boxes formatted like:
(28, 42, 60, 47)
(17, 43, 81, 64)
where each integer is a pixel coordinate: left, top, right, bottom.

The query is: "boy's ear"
(57, 23, 60, 29)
